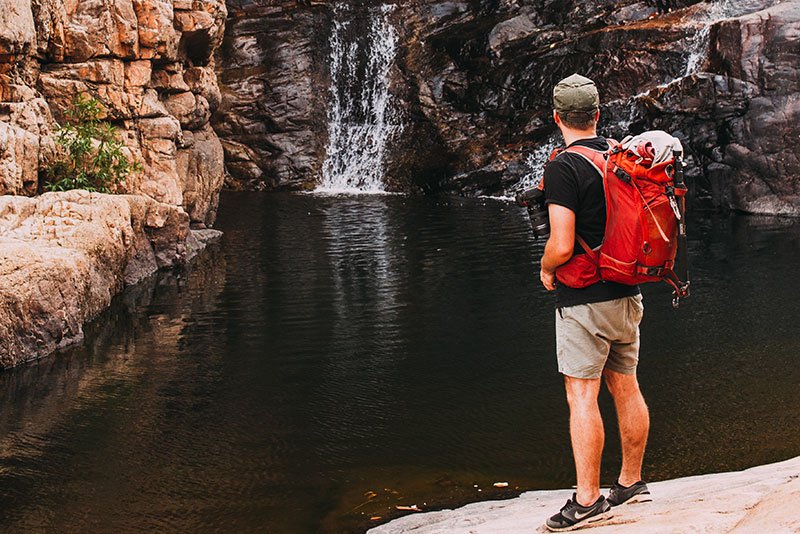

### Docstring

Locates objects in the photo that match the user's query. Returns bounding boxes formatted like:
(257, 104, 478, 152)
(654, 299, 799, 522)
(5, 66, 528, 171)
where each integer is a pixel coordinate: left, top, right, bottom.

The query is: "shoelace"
(560, 499, 578, 514)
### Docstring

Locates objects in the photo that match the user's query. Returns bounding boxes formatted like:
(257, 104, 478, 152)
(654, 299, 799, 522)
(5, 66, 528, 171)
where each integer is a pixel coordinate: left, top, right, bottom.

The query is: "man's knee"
(603, 368, 642, 399)
(564, 376, 601, 407)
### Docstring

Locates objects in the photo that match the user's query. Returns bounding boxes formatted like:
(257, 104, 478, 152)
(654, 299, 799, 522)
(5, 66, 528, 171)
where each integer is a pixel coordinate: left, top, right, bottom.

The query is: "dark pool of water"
(1, 191, 800, 532)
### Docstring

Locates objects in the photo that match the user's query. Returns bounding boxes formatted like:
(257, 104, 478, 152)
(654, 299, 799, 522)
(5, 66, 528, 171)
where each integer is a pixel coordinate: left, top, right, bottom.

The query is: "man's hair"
(556, 110, 597, 131)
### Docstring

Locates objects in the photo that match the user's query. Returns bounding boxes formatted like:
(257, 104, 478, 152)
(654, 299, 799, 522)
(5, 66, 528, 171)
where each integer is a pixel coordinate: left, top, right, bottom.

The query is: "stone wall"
(0, 0, 227, 226)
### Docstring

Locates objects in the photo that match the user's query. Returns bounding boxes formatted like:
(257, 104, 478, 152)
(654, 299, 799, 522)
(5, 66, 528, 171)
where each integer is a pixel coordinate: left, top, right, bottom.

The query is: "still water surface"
(1, 192, 800, 532)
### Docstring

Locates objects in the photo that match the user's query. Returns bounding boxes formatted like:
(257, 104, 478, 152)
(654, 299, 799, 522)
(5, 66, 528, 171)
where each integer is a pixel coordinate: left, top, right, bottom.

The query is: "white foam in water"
(502, 135, 561, 199)
(316, 4, 402, 195)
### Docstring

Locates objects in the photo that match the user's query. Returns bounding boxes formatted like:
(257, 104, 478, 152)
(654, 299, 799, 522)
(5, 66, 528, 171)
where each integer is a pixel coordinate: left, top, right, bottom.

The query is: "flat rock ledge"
(0, 190, 221, 369)
(369, 456, 800, 534)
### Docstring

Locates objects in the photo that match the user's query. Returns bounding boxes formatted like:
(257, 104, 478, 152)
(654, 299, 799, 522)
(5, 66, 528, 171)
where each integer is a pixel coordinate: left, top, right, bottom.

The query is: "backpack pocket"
(598, 253, 640, 285)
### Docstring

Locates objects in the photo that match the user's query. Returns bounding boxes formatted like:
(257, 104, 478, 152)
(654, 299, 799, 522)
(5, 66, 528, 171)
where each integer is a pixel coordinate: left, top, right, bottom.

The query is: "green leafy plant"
(44, 94, 141, 193)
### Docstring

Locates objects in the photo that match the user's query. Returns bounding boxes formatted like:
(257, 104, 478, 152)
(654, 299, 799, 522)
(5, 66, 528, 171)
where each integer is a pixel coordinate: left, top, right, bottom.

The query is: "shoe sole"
(609, 492, 652, 507)
(545, 510, 614, 532)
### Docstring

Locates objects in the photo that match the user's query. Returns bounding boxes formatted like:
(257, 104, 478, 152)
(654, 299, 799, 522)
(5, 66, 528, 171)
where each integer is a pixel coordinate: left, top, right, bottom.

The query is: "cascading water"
(684, 0, 782, 76)
(317, 4, 402, 194)
(507, 135, 560, 196)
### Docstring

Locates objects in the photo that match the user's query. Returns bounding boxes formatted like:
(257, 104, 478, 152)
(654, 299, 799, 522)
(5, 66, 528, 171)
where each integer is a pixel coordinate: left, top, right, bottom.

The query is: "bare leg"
(564, 376, 604, 506)
(603, 369, 650, 486)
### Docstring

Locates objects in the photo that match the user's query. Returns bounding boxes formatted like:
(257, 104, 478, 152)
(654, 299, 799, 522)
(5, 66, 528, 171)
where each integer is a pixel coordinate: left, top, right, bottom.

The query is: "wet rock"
(208, 0, 794, 214)
(712, 3, 800, 215)
(487, 14, 538, 56)
(609, 2, 800, 214)
(0, 190, 212, 368)
(212, 1, 331, 190)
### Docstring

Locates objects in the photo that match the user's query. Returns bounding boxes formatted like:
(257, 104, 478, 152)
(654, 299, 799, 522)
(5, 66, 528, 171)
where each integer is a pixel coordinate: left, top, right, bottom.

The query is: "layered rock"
(388, 0, 799, 212)
(643, 2, 800, 215)
(213, 1, 331, 190)
(0, 190, 220, 368)
(211, 0, 799, 215)
(0, 0, 227, 225)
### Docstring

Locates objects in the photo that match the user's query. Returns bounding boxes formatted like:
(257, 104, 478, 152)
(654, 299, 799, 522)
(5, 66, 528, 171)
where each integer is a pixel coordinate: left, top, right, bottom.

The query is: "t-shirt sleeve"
(543, 157, 579, 213)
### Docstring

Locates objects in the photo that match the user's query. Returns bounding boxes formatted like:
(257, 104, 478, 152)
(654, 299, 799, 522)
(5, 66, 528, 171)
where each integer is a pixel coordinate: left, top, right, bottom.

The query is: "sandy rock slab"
(369, 456, 800, 534)
(0, 190, 220, 368)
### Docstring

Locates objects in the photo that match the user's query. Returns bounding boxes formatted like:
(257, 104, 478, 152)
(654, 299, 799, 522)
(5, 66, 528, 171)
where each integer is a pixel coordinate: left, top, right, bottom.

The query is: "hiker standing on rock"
(540, 74, 652, 531)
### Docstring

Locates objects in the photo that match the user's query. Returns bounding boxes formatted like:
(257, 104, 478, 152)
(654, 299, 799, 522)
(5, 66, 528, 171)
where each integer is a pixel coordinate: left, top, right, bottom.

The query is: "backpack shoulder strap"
(563, 145, 608, 179)
(562, 142, 613, 259)
(575, 234, 596, 258)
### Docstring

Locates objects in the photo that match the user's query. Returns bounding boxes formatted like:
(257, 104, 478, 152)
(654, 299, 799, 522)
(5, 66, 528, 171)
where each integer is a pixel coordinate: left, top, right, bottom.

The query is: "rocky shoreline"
(0, 0, 228, 368)
(369, 456, 800, 533)
(0, 190, 219, 369)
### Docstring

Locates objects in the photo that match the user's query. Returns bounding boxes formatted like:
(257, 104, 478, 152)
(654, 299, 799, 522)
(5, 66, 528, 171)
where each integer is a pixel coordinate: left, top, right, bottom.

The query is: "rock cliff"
(0, 0, 227, 225)
(212, 0, 799, 215)
(0, 190, 220, 368)
(213, 1, 331, 191)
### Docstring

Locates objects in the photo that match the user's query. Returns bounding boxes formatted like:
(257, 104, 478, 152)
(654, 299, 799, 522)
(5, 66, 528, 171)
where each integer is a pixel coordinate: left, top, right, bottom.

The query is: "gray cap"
(553, 74, 600, 113)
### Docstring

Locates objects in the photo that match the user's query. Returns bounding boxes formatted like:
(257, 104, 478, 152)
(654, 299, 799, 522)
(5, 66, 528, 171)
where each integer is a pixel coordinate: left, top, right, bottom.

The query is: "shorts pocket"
(630, 294, 644, 322)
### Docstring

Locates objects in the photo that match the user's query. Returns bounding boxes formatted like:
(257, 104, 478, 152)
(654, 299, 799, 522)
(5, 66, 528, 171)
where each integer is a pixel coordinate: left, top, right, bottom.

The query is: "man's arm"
(540, 204, 576, 291)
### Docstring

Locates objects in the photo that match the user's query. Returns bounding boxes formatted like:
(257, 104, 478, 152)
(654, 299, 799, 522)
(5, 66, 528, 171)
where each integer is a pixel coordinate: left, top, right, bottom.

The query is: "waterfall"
(317, 4, 402, 194)
(684, 0, 781, 76)
(508, 0, 782, 197)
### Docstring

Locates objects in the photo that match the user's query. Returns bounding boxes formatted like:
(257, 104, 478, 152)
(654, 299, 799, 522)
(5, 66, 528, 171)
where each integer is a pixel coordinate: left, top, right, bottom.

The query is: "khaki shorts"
(555, 295, 644, 379)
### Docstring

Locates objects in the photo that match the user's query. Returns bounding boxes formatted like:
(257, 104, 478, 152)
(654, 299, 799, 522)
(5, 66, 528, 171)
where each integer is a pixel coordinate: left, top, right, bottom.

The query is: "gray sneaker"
(606, 480, 652, 507)
(545, 494, 612, 532)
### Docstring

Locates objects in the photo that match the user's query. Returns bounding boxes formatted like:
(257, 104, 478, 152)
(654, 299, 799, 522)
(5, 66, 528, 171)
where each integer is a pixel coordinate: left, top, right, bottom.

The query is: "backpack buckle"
(614, 167, 632, 183)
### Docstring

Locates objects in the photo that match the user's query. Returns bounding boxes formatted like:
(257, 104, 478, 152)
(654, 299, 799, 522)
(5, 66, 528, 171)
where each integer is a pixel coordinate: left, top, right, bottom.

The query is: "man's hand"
(540, 268, 556, 291)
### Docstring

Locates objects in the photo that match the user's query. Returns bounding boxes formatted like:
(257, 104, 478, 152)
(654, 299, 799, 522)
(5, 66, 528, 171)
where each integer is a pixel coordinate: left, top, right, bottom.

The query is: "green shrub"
(44, 95, 141, 193)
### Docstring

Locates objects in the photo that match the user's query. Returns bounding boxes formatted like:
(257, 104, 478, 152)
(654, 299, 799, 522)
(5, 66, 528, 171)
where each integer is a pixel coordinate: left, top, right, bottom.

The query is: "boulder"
(0, 190, 219, 368)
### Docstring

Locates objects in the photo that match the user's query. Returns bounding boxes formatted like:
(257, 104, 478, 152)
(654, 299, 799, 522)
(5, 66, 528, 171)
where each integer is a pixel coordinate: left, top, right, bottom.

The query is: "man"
(540, 74, 652, 531)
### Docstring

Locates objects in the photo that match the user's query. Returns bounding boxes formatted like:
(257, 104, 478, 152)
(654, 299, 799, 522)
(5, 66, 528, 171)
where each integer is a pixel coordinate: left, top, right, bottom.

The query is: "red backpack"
(550, 132, 691, 307)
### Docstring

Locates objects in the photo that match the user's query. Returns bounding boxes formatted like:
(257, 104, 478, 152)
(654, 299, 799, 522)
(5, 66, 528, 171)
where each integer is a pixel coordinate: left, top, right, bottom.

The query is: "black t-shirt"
(543, 136, 640, 308)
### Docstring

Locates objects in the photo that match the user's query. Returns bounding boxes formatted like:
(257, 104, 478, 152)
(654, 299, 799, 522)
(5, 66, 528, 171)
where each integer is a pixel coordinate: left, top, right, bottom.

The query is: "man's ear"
(553, 110, 561, 125)
(594, 110, 600, 122)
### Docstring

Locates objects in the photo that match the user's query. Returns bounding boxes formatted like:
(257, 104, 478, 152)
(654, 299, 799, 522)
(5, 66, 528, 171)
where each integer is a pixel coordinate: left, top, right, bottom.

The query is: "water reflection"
(0, 193, 799, 533)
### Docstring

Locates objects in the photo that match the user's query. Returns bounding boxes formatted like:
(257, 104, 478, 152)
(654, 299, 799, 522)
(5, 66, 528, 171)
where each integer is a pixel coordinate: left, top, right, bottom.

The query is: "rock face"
(211, 0, 799, 215)
(0, 0, 227, 225)
(645, 2, 800, 215)
(0, 190, 220, 368)
(213, 1, 331, 191)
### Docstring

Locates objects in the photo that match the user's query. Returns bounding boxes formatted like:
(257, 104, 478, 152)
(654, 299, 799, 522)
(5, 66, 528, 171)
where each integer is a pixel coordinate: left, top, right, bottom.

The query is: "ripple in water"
(0, 193, 799, 532)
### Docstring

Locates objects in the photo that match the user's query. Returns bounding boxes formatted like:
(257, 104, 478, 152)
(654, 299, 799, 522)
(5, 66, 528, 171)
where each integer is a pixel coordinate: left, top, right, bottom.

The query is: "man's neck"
(561, 129, 598, 147)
